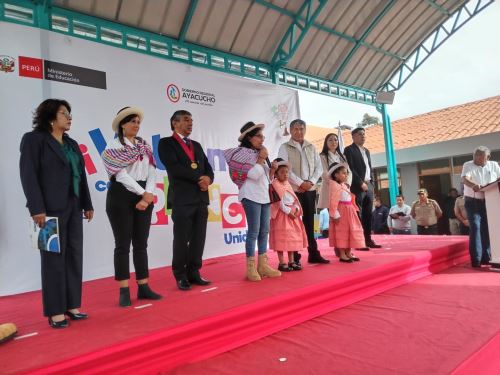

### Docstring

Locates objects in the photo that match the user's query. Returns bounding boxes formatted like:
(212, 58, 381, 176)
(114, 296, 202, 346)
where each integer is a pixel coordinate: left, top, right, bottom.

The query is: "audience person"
(454, 195, 469, 235)
(372, 196, 390, 234)
(443, 188, 460, 235)
(388, 195, 412, 234)
(410, 188, 442, 235)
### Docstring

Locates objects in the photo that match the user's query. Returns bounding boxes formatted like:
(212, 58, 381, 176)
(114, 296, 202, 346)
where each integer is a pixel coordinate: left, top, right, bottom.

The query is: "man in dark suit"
(344, 127, 382, 249)
(158, 110, 214, 290)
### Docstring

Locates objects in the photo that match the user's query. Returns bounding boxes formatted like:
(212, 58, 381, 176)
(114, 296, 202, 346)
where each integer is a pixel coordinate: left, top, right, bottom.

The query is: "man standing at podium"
(461, 146, 500, 268)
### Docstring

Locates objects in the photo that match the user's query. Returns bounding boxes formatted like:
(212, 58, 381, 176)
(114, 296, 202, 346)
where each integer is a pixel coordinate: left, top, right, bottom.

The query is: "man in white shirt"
(388, 195, 412, 234)
(461, 146, 500, 268)
(278, 119, 329, 264)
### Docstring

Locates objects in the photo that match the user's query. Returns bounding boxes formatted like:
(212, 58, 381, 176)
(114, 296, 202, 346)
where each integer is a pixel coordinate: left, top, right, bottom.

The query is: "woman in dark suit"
(19, 99, 94, 328)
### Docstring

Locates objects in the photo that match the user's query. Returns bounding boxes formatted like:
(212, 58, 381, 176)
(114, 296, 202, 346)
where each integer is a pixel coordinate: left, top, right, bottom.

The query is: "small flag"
(337, 121, 345, 153)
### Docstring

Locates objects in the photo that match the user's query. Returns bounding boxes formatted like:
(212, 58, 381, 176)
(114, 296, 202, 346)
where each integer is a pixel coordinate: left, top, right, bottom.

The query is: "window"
(418, 158, 450, 176)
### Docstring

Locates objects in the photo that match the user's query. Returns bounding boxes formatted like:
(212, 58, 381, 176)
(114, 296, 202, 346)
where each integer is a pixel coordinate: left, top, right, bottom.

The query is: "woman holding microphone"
(224, 122, 281, 281)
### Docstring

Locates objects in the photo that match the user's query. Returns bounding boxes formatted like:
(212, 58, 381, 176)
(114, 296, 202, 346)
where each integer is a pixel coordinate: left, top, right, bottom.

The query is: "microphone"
(265, 157, 271, 168)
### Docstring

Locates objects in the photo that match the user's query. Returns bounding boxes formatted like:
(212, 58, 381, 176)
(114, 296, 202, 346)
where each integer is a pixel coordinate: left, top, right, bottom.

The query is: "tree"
(357, 113, 380, 127)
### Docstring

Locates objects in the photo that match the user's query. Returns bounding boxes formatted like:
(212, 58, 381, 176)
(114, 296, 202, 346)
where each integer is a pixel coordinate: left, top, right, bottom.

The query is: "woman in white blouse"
(317, 133, 351, 210)
(102, 107, 162, 307)
(226, 122, 281, 282)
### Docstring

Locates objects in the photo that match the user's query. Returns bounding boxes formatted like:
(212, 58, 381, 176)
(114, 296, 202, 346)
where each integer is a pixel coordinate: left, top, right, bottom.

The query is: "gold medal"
(191, 162, 198, 169)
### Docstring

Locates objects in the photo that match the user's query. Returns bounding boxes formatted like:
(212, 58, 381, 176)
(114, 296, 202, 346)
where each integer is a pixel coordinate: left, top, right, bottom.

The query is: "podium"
(480, 178, 500, 268)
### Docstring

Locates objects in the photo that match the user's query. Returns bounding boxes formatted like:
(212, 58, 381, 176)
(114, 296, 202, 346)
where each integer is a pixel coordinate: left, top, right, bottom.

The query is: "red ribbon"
(173, 132, 195, 161)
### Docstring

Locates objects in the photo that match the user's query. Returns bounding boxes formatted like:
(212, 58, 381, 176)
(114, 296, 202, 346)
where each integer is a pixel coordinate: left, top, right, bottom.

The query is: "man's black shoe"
(308, 255, 330, 264)
(188, 276, 211, 286)
(177, 279, 192, 291)
(367, 240, 382, 248)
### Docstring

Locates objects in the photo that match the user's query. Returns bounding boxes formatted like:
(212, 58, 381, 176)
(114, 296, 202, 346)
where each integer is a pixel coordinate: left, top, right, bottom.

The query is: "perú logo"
(167, 84, 180, 103)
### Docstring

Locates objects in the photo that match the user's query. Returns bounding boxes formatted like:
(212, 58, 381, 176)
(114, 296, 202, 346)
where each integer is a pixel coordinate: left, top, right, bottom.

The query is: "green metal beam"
(271, 0, 327, 69)
(380, 0, 494, 92)
(178, 0, 197, 43)
(377, 103, 398, 206)
(0, 0, 376, 106)
(254, 0, 404, 62)
(424, 0, 451, 16)
(332, 0, 396, 82)
(278, 68, 376, 105)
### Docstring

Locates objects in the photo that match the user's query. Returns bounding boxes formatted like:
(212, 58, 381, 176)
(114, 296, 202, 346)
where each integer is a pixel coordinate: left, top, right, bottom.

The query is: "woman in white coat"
(317, 133, 352, 208)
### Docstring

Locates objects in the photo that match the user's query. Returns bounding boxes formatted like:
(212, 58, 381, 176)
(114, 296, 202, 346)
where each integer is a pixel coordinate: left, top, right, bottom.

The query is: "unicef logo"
(167, 84, 180, 103)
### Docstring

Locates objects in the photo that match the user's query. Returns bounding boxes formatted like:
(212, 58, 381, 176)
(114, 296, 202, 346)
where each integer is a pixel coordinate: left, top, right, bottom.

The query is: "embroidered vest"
(285, 140, 316, 181)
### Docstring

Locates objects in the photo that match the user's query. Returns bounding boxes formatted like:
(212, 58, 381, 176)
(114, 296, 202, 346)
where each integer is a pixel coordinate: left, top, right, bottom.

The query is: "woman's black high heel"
(48, 317, 69, 328)
(65, 311, 88, 320)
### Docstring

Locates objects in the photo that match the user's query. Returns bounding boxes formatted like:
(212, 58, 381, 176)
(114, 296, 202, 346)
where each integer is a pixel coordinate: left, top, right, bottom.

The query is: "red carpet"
(0, 235, 469, 374)
(169, 264, 500, 375)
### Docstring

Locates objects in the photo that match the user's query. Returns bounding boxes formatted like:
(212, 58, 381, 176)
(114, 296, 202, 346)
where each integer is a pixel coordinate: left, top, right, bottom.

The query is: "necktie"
(183, 137, 190, 147)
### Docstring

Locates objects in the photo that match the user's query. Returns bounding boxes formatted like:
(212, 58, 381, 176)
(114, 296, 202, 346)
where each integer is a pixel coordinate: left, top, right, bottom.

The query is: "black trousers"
(106, 181, 152, 281)
(459, 222, 470, 236)
(417, 224, 438, 235)
(354, 182, 374, 243)
(296, 190, 320, 256)
(171, 203, 208, 280)
(42, 196, 83, 317)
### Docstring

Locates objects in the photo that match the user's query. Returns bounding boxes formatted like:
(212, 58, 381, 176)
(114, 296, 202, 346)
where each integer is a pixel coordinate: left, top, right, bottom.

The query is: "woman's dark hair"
(329, 163, 346, 183)
(32, 99, 71, 132)
(117, 113, 140, 146)
(239, 121, 262, 149)
(320, 132, 347, 162)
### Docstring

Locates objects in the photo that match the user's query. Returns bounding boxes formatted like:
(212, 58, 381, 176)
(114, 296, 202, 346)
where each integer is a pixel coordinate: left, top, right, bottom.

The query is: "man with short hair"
(461, 146, 500, 268)
(443, 188, 460, 235)
(278, 119, 329, 264)
(372, 196, 390, 234)
(388, 195, 412, 234)
(158, 110, 214, 290)
(410, 188, 442, 235)
(343, 127, 381, 249)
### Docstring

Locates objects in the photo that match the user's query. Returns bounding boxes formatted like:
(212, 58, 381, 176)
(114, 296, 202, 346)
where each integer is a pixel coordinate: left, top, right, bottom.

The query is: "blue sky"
(298, 1, 500, 127)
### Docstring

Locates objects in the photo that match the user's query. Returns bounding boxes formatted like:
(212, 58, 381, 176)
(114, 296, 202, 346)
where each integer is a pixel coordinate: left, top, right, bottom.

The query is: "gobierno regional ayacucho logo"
(166, 84, 180, 103)
(166, 82, 216, 106)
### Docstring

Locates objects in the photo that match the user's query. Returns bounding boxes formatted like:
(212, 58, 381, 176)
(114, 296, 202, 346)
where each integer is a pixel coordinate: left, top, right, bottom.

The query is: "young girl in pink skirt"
(329, 162, 365, 263)
(269, 159, 307, 272)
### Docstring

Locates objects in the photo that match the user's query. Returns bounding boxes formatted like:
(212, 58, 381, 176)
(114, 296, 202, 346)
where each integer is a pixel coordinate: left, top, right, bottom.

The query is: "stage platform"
(170, 263, 500, 375)
(0, 235, 470, 374)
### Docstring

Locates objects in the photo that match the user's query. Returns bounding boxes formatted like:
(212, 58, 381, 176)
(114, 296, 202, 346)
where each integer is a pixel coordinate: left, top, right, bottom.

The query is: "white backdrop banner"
(0, 22, 300, 295)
